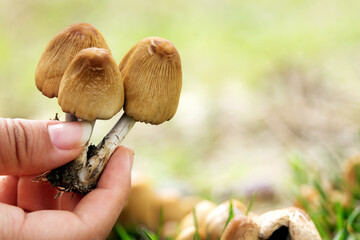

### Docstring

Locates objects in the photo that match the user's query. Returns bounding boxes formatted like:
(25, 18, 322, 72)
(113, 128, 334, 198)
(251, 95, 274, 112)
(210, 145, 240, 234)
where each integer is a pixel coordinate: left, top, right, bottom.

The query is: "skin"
(0, 118, 133, 240)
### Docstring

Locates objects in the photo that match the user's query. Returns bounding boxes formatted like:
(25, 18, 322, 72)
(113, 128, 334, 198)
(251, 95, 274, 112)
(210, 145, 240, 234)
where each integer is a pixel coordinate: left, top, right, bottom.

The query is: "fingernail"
(48, 122, 92, 150)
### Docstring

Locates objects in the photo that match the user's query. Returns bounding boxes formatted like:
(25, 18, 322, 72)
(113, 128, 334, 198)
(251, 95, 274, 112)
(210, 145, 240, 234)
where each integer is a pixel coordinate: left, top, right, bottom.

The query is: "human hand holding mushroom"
(0, 119, 134, 239)
(35, 23, 182, 194)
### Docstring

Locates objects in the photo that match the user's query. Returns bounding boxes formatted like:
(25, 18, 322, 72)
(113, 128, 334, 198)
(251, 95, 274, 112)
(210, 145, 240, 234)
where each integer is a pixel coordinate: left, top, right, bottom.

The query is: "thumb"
(0, 118, 92, 175)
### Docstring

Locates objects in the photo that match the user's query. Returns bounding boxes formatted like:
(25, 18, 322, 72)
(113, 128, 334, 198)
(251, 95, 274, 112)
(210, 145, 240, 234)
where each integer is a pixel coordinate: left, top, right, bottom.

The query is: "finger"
(0, 203, 90, 240)
(74, 146, 134, 238)
(0, 118, 92, 175)
(0, 176, 19, 205)
(17, 175, 61, 211)
(60, 192, 83, 211)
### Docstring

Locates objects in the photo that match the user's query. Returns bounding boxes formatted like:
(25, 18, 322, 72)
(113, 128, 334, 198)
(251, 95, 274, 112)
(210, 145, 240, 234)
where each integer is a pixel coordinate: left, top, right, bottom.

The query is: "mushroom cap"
(36, 23, 110, 98)
(119, 37, 182, 125)
(175, 226, 196, 240)
(117, 174, 157, 230)
(344, 155, 360, 185)
(258, 207, 321, 240)
(58, 47, 124, 121)
(155, 193, 199, 225)
(205, 200, 247, 240)
(178, 200, 217, 239)
(221, 215, 260, 240)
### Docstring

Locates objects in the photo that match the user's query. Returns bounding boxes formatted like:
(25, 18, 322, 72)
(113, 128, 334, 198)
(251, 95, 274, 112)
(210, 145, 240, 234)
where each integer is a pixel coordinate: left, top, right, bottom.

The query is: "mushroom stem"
(46, 113, 134, 193)
(77, 113, 135, 191)
(64, 113, 95, 172)
(73, 120, 96, 165)
(65, 113, 79, 122)
(64, 113, 96, 169)
(46, 119, 95, 193)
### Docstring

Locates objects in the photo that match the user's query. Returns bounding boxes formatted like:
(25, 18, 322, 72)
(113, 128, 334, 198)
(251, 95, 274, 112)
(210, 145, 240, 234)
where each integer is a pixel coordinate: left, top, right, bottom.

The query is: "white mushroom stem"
(64, 113, 96, 167)
(73, 120, 96, 167)
(78, 113, 135, 189)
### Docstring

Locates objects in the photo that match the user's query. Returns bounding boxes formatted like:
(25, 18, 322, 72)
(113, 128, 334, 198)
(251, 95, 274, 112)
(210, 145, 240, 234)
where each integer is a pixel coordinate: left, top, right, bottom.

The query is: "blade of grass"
(347, 206, 360, 233)
(333, 228, 346, 240)
(313, 179, 327, 201)
(142, 229, 158, 240)
(192, 207, 201, 240)
(220, 199, 234, 239)
(288, 153, 309, 185)
(157, 206, 164, 238)
(335, 202, 345, 232)
(114, 223, 133, 240)
(246, 191, 257, 216)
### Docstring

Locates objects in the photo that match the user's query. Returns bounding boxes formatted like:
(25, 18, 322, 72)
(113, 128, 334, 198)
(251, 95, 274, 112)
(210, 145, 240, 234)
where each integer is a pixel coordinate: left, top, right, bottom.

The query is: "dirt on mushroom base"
(44, 141, 109, 194)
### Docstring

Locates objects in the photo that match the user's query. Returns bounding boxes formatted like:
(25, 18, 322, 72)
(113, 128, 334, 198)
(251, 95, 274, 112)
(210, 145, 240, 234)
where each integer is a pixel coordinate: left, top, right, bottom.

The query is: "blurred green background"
(2, 0, 360, 208)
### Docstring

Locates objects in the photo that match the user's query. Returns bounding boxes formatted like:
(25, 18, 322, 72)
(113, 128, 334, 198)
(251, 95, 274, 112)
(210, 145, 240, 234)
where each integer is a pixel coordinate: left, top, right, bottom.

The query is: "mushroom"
(205, 200, 248, 240)
(344, 155, 360, 185)
(118, 174, 157, 230)
(118, 174, 198, 233)
(75, 37, 181, 193)
(58, 47, 123, 121)
(47, 36, 182, 194)
(45, 47, 124, 192)
(35, 22, 110, 121)
(175, 226, 197, 240)
(257, 207, 321, 240)
(221, 215, 260, 240)
(178, 200, 217, 239)
(119, 37, 182, 124)
(155, 192, 199, 228)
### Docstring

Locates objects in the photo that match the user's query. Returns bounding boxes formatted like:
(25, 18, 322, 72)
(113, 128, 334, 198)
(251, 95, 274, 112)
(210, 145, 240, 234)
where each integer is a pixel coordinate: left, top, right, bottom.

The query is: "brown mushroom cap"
(258, 207, 321, 240)
(221, 216, 260, 240)
(117, 175, 157, 230)
(58, 47, 124, 121)
(205, 200, 248, 240)
(344, 155, 360, 185)
(179, 200, 217, 239)
(119, 37, 182, 125)
(36, 23, 110, 98)
(175, 226, 196, 240)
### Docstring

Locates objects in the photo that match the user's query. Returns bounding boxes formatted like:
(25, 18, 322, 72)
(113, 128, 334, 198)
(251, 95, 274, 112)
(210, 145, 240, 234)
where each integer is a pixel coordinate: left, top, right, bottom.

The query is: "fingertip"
(0, 119, 88, 175)
(48, 121, 92, 150)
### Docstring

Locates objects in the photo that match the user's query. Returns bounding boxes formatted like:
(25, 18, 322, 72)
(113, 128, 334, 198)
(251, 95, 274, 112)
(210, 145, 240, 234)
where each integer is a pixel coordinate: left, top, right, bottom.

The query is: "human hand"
(0, 118, 133, 240)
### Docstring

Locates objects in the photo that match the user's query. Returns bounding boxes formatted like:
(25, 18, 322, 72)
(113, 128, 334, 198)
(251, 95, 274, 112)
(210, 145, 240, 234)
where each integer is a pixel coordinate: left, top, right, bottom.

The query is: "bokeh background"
(2, 0, 360, 211)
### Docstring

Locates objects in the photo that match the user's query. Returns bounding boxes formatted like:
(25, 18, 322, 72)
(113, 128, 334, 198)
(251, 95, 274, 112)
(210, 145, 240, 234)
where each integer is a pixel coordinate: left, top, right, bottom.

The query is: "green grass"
(289, 154, 360, 239)
(219, 200, 235, 240)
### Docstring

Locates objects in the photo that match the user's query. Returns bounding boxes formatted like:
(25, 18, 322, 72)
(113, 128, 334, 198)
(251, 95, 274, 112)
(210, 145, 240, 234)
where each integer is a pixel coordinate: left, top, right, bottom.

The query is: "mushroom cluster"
(176, 200, 321, 240)
(36, 23, 182, 194)
(118, 174, 199, 232)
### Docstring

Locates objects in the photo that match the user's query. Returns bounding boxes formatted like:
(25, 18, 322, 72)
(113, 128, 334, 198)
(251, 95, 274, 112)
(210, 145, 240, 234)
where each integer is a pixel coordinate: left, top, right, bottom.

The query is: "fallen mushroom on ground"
(35, 23, 182, 194)
(174, 199, 321, 240)
(257, 207, 321, 240)
(205, 200, 248, 240)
